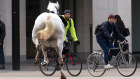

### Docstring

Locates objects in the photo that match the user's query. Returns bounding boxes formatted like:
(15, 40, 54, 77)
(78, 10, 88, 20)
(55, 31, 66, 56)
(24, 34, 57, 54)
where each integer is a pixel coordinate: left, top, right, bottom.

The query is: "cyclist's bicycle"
(39, 40, 82, 76)
(87, 40, 137, 77)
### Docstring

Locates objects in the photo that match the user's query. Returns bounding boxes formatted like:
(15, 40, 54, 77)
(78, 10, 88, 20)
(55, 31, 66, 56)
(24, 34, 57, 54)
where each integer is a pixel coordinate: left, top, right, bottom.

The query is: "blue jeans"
(96, 38, 114, 64)
(0, 43, 5, 65)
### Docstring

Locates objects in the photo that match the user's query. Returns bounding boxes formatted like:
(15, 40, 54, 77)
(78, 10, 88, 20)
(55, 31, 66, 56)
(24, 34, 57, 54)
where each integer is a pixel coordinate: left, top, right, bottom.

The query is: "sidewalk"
(0, 69, 140, 79)
(3, 58, 140, 71)
(0, 57, 140, 79)
(0, 59, 140, 79)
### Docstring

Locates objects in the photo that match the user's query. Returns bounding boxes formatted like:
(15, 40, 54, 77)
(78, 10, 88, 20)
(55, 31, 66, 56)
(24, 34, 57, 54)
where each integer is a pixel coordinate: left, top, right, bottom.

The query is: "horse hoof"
(34, 60, 39, 67)
(61, 76, 66, 79)
(61, 77, 66, 79)
(59, 62, 64, 68)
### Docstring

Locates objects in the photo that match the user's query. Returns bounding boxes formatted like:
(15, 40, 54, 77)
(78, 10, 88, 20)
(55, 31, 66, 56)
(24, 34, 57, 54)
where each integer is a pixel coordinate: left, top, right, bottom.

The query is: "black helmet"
(64, 10, 71, 14)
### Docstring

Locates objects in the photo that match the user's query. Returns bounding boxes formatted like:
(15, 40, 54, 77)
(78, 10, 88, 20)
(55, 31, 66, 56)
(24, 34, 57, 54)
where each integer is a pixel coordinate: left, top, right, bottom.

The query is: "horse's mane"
(47, 1, 59, 14)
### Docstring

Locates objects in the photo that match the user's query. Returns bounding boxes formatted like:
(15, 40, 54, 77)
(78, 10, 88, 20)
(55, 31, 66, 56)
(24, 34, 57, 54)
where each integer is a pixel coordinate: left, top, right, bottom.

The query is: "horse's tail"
(39, 14, 55, 41)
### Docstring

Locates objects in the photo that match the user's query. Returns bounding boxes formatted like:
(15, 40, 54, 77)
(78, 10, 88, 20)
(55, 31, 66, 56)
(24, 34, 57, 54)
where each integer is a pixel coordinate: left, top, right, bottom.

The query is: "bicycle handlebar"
(64, 37, 79, 46)
(117, 39, 128, 44)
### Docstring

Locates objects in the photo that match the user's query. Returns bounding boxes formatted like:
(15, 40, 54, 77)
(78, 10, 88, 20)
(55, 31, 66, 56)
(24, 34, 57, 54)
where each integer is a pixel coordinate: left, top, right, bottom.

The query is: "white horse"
(32, 1, 66, 79)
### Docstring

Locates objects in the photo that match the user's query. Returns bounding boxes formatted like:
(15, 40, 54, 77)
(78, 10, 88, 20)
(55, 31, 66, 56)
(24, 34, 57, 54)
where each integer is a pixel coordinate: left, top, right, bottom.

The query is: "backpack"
(123, 28, 130, 37)
(94, 22, 104, 34)
(117, 26, 130, 37)
(59, 16, 67, 27)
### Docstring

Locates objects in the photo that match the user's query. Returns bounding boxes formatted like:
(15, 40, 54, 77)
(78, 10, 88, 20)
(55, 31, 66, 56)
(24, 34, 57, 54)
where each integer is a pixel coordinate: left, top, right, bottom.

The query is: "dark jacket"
(0, 20, 6, 43)
(96, 21, 124, 41)
(112, 23, 127, 40)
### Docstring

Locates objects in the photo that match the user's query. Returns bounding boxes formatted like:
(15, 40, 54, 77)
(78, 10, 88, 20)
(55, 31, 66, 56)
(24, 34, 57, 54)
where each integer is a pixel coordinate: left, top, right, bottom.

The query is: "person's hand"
(0, 42, 2, 45)
(64, 41, 69, 46)
(74, 40, 80, 45)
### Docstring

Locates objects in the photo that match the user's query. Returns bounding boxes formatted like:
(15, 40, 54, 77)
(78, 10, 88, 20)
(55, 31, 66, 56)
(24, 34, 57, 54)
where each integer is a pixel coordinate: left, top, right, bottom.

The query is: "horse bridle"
(47, 6, 59, 14)
(46, 9, 55, 13)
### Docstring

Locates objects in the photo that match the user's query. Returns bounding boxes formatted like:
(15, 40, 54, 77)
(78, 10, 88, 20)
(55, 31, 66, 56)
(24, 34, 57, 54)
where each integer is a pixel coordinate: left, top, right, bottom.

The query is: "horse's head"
(47, 1, 59, 14)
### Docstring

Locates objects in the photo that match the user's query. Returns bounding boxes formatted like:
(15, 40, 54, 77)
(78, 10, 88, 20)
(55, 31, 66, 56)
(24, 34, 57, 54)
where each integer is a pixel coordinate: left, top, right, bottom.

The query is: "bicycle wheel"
(117, 52, 137, 77)
(87, 53, 106, 77)
(66, 53, 82, 76)
(39, 53, 57, 76)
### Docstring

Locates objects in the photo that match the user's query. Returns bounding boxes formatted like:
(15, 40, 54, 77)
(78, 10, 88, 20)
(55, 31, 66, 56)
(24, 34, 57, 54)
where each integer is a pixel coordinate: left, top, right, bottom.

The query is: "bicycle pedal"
(56, 69, 60, 71)
(56, 67, 61, 71)
(106, 69, 111, 71)
(41, 62, 48, 66)
(106, 67, 113, 71)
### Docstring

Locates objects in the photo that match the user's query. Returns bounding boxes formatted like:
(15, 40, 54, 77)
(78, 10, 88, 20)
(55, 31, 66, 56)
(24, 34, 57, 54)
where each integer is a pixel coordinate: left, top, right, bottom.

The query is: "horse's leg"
(56, 47, 63, 66)
(56, 40, 66, 79)
(34, 44, 40, 67)
(41, 45, 49, 66)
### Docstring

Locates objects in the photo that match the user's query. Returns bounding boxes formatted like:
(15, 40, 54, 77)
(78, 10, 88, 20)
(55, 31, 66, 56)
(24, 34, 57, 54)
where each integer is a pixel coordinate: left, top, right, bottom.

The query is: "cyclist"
(96, 14, 125, 69)
(60, 10, 80, 53)
(112, 15, 129, 48)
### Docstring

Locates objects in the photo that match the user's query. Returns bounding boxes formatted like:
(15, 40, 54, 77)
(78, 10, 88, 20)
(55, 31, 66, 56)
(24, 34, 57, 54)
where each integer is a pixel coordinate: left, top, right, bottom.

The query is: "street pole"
(12, 0, 20, 70)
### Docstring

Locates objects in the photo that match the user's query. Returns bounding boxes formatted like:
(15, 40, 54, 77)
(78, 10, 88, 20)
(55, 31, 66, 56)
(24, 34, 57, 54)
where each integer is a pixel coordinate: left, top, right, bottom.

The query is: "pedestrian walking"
(0, 15, 6, 69)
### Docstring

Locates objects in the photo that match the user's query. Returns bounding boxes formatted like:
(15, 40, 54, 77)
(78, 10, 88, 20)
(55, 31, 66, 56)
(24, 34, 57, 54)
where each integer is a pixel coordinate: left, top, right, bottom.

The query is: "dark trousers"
(96, 38, 114, 64)
(0, 43, 5, 65)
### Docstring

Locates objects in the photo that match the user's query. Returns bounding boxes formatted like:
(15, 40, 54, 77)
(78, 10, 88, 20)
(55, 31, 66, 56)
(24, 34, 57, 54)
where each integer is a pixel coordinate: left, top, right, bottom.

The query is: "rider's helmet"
(64, 10, 71, 14)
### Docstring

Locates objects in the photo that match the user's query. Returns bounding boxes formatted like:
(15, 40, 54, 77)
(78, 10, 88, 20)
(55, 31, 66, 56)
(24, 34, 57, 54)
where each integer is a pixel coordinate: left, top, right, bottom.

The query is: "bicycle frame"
(63, 48, 75, 65)
(46, 41, 76, 69)
(109, 40, 129, 66)
(63, 39, 77, 65)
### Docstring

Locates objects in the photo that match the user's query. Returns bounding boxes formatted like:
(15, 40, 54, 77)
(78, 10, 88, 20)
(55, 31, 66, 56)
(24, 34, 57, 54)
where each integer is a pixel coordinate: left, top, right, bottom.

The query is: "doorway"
(26, 0, 41, 58)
